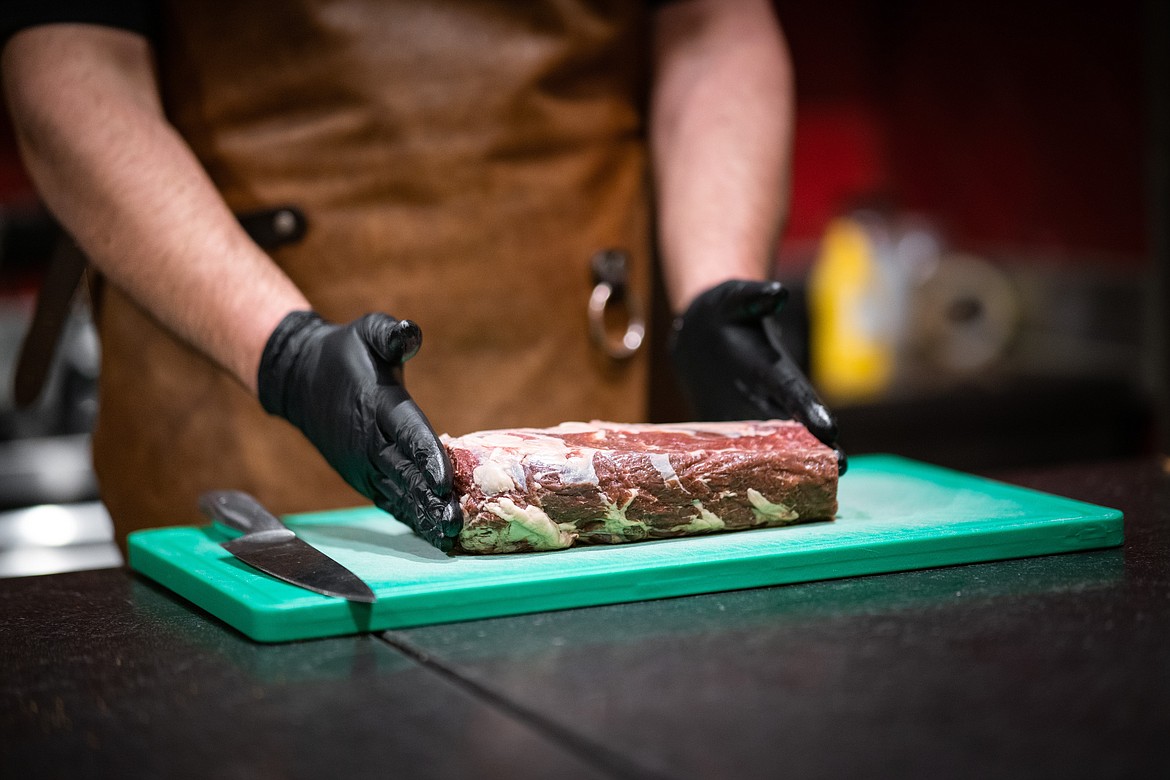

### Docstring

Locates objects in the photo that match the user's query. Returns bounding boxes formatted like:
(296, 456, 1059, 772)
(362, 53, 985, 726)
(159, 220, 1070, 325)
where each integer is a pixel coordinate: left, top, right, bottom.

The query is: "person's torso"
(96, 0, 657, 542)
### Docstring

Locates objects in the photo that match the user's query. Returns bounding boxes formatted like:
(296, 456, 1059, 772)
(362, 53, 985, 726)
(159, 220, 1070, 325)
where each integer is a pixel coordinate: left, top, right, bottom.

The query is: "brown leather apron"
(94, 0, 654, 547)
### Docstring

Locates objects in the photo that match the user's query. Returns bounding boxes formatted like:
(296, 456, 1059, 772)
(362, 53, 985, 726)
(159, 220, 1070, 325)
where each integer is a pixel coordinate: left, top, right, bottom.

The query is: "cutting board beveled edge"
(127, 454, 1124, 642)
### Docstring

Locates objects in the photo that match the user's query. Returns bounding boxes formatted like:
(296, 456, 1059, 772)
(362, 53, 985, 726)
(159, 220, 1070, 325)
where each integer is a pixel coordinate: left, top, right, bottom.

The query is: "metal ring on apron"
(587, 249, 645, 360)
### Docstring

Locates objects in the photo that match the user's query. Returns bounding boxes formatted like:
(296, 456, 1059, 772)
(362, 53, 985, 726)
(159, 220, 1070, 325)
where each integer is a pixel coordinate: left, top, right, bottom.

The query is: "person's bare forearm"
(1, 25, 309, 394)
(651, 0, 794, 314)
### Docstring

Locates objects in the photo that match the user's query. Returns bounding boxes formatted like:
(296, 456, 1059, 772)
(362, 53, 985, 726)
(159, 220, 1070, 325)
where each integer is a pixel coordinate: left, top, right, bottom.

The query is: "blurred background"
(2, 0, 1166, 576)
(653, 0, 1166, 468)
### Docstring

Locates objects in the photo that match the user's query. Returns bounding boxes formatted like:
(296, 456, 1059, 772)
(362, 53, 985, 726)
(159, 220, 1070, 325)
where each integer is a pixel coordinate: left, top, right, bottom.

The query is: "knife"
(198, 490, 377, 603)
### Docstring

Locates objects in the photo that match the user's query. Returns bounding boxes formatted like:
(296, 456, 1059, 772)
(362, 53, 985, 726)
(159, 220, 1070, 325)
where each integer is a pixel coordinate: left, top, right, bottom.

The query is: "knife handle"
(198, 490, 292, 537)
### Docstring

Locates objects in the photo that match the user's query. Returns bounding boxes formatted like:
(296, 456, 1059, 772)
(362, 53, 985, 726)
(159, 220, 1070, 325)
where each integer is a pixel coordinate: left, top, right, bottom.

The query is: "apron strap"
(11, 205, 308, 408)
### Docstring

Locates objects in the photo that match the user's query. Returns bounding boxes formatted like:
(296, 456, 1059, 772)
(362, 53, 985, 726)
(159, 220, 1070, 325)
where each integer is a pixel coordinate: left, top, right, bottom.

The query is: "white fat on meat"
(747, 488, 799, 522)
(477, 497, 577, 551)
(647, 452, 688, 492)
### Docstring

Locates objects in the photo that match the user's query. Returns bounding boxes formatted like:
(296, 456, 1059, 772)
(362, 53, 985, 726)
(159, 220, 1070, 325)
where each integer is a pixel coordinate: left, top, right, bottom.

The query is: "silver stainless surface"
(0, 434, 98, 508)
(0, 279, 113, 578)
(0, 500, 121, 578)
(0, 291, 101, 510)
(200, 490, 376, 603)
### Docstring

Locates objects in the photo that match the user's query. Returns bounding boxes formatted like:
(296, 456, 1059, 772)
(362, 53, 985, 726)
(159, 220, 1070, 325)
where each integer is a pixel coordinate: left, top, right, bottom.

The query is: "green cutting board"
(128, 455, 1123, 643)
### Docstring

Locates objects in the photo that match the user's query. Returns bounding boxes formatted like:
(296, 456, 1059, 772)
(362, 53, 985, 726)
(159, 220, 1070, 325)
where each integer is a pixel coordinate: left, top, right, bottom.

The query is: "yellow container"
(808, 216, 897, 401)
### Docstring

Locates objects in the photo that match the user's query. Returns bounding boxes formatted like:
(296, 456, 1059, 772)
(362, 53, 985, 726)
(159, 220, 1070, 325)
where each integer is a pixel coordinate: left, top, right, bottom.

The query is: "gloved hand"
(671, 280, 847, 473)
(257, 311, 462, 550)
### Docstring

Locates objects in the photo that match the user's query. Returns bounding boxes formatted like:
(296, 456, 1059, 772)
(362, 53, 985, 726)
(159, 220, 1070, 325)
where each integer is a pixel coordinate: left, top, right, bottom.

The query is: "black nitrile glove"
(671, 280, 847, 473)
(258, 311, 462, 551)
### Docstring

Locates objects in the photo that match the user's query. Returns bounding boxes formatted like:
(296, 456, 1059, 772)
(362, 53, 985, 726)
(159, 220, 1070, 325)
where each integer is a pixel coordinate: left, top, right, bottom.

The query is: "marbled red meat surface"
(444, 420, 838, 554)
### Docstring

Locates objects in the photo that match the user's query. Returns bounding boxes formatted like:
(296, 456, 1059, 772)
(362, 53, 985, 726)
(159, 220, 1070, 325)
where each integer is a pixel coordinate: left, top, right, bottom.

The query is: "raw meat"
(444, 420, 838, 554)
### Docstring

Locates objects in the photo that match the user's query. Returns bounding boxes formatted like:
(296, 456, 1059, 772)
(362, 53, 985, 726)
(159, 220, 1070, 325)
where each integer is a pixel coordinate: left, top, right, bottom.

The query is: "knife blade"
(198, 490, 377, 604)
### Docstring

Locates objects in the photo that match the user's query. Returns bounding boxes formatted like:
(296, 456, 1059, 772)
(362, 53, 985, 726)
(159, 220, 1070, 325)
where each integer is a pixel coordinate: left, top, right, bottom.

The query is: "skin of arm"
(1, 24, 310, 394)
(650, 0, 795, 315)
(4, 7, 791, 379)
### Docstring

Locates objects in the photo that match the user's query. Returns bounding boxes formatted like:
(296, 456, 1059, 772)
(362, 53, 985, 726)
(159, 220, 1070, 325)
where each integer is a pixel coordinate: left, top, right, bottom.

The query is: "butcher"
(1, 0, 842, 551)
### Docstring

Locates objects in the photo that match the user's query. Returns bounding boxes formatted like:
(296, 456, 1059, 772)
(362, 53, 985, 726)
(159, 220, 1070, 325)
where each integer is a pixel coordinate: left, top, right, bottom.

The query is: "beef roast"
(444, 420, 838, 554)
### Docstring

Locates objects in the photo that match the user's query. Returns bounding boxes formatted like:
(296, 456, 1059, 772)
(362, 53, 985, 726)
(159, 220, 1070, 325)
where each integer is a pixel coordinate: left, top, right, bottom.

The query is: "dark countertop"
(3, 458, 1167, 779)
